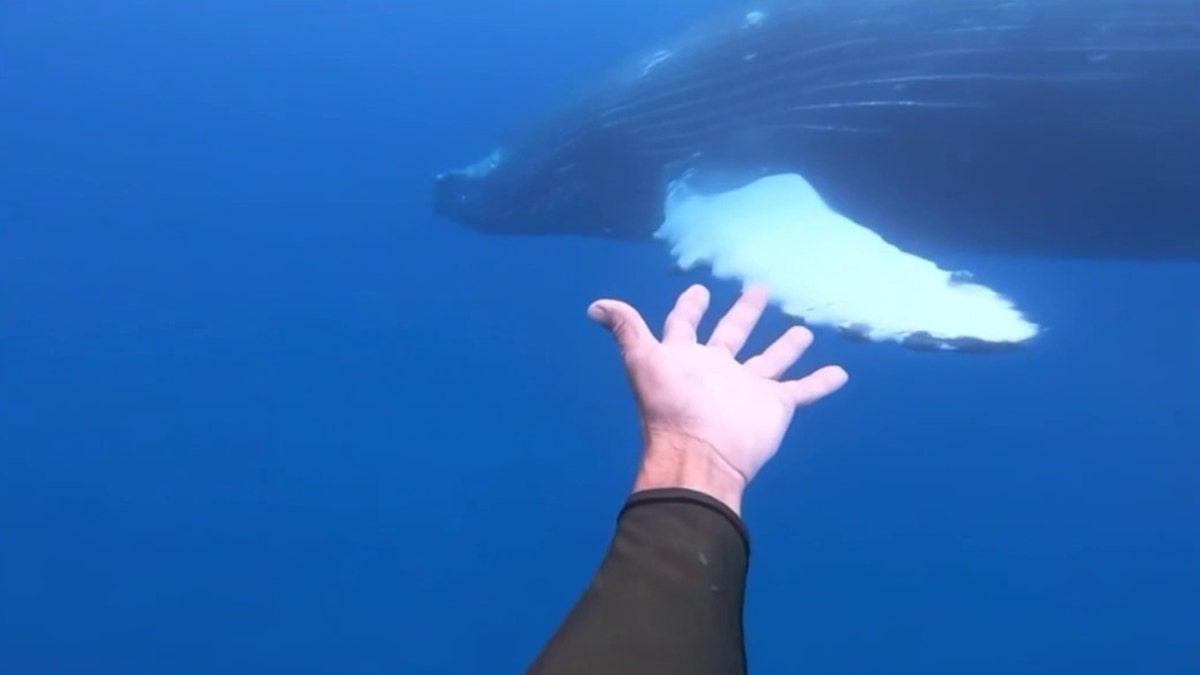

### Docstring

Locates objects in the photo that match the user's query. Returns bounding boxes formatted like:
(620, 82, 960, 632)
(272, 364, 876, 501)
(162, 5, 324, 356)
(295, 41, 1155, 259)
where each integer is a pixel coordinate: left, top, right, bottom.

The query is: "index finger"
(663, 284, 711, 344)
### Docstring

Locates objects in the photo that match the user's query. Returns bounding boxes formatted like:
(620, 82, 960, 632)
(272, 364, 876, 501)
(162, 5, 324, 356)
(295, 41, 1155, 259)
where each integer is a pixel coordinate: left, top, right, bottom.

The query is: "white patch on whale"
(640, 49, 672, 77)
(463, 148, 505, 178)
(654, 172, 1040, 347)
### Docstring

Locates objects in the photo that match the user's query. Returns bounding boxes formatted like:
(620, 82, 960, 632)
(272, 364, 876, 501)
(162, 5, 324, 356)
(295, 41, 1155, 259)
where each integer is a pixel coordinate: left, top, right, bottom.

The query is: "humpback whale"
(433, 0, 1200, 351)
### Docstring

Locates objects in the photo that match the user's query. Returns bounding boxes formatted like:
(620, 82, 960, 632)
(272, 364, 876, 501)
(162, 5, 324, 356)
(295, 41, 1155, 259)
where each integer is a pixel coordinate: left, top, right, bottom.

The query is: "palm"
(590, 284, 848, 483)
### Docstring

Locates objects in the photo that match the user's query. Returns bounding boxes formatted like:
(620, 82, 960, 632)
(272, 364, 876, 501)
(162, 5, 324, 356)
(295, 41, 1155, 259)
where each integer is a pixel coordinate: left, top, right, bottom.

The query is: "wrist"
(633, 430, 748, 516)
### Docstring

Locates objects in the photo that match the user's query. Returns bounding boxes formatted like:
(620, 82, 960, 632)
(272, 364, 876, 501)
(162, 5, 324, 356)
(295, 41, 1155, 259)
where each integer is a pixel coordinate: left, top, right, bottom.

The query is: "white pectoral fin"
(654, 172, 1040, 351)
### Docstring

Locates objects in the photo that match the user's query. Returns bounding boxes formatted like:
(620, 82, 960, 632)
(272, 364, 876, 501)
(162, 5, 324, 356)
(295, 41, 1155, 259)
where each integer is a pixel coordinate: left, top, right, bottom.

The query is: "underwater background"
(1, 1, 1197, 673)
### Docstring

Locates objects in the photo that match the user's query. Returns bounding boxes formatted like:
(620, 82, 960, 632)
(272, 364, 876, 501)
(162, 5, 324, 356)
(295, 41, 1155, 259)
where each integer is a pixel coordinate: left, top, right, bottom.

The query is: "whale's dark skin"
(434, 0, 1200, 262)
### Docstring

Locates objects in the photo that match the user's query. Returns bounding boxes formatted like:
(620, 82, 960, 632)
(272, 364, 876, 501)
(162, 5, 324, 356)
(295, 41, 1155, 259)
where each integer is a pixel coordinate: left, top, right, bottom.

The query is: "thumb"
(588, 299, 655, 356)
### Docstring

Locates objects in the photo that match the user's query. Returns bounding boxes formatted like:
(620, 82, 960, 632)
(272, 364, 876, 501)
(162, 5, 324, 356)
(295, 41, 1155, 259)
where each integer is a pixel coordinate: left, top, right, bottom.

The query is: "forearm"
(527, 479, 750, 675)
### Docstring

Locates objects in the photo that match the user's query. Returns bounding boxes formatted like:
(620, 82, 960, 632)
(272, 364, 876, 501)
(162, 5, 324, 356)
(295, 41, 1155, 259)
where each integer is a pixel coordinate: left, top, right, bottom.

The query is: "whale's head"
(433, 148, 520, 232)
(433, 124, 664, 241)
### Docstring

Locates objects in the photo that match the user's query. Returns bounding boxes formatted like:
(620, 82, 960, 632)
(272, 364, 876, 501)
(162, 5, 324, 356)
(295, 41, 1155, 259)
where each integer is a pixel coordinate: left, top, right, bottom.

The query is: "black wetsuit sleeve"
(527, 487, 750, 675)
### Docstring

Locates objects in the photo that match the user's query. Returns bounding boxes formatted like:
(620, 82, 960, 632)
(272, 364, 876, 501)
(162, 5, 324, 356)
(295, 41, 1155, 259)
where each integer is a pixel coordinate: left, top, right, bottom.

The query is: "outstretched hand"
(588, 284, 848, 511)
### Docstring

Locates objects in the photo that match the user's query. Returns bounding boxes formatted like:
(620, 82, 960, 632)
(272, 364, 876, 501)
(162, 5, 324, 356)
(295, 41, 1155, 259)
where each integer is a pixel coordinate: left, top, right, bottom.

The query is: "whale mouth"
(655, 171, 1041, 352)
(434, 147, 513, 231)
(433, 169, 508, 233)
(433, 170, 475, 224)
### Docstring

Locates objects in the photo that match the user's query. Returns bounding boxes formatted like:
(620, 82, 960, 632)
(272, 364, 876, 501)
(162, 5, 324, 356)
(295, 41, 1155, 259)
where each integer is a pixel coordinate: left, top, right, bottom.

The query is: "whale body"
(433, 0, 1200, 351)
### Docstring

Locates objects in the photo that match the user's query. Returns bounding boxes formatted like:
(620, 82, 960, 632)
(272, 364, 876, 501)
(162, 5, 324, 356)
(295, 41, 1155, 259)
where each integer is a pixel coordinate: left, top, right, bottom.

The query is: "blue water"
(2, 2, 1197, 673)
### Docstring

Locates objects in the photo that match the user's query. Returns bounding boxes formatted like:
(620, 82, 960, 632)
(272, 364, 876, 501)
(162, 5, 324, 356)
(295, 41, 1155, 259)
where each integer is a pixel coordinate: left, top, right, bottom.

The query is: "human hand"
(588, 284, 849, 513)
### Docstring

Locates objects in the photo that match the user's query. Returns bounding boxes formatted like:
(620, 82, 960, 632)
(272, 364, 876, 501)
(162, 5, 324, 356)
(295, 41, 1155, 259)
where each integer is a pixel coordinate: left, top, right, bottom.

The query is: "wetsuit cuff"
(621, 487, 751, 557)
